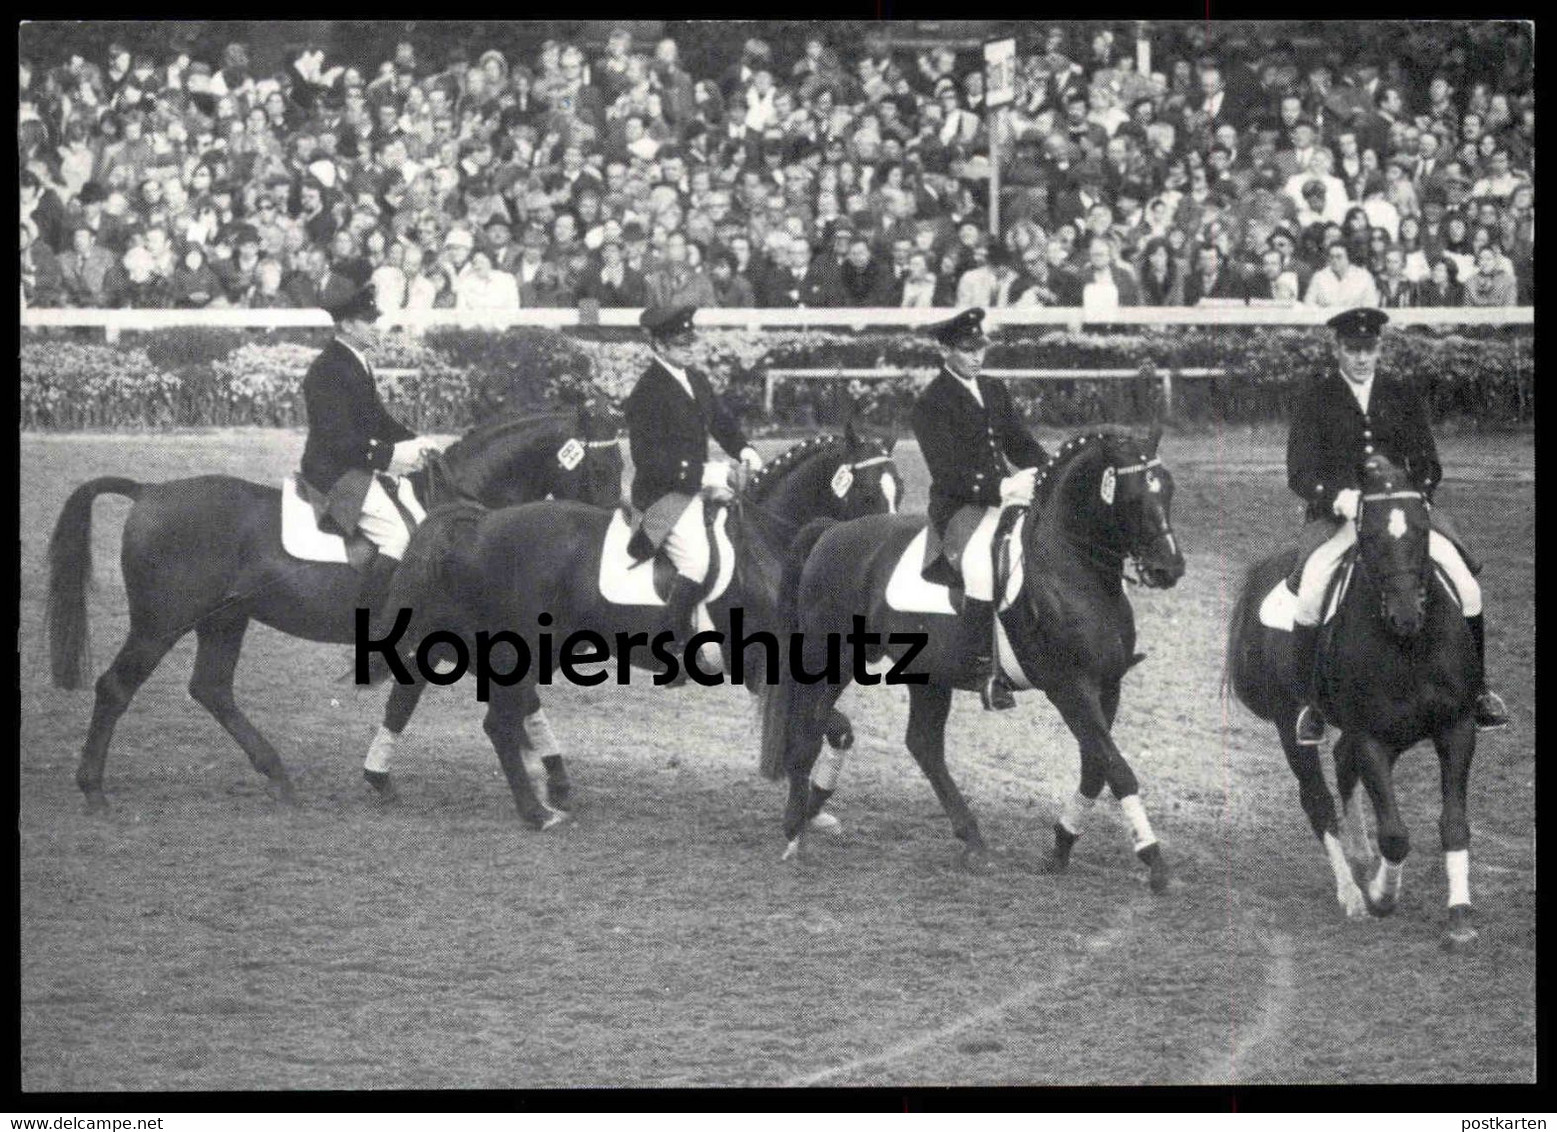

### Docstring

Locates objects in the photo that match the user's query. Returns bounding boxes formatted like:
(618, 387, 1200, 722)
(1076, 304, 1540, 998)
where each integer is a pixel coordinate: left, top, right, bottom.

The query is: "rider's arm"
(1401, 384, 1443, 501)
(1286, 384, 1346, 513)
(992, 382, 1050, 470)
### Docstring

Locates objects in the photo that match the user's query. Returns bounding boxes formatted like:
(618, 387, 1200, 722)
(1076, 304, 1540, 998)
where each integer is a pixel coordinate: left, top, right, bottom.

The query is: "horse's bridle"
(1355, 487, 1431, 620)
(1053, 454, 1177, 587)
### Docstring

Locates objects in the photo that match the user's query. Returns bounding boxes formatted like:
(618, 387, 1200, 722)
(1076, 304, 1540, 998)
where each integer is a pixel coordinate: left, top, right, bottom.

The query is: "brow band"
(1361, 490, 1422, 502)
(850, 455, 893, 470)
(1114, 458, 1163, 476)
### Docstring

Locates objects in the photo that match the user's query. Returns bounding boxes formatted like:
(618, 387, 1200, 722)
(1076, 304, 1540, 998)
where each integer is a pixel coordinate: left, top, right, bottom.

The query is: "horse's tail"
(47, 477, 142, 690)
(361, 501, 488, 687)
(1223, 551, 1294, 719)
(758, 517, 837, 781)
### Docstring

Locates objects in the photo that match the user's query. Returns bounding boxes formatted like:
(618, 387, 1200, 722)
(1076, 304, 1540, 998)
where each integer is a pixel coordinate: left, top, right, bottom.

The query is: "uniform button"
(1364, 445, 1374, 454)
(1363, 430, 1373, 439)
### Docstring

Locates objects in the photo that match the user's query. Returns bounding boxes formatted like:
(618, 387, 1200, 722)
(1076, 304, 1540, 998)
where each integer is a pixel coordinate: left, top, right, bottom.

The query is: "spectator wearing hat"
(911, 307, 1049, 711)
(622, 303, 762, 675)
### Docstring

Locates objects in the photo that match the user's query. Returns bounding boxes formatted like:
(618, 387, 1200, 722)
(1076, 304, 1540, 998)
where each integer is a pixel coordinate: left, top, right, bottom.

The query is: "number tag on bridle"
(1100, 467, 1116, 506)
(1388, 508, 1407, 539)
(557, 438, 585, 471)
(831, 465, 855, 499)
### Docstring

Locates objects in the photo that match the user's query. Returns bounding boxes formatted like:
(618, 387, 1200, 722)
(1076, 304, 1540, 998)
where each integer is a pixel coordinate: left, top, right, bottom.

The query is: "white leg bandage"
(1369, 857, 1404, 906)
(1445, 848, 1471, 908)
(1428, 532, 1481, 616)
(811, 744, 846, 792)
(523, 710, 561, 759)
(364, 725, 397, 774)
(1059, 790, 1097, 837)
(1323, 830, 1368, 917)
(1119, 793, 1157, 851)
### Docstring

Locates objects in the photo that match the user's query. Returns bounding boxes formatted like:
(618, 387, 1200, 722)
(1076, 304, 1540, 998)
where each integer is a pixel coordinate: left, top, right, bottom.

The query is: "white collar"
(655, 353, 695, 395)
(946, 365, 984, 405)
(336, 333, 371, 372)
(1341, 371, 1374, 411)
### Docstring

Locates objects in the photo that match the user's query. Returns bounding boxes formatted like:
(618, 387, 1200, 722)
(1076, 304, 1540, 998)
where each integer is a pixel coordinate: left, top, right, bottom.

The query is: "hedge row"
(19, 324, 1533, 431)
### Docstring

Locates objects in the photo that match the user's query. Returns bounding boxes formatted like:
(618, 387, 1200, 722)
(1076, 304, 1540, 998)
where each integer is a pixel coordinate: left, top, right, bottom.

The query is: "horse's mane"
(745, 434, 851, 503)
(442, 409, 577, 461)
(1033, 425, 1142, 511)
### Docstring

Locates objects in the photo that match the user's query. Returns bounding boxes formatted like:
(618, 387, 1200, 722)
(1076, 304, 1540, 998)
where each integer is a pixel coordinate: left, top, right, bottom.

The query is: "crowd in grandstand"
(18, 22, 1534, 313)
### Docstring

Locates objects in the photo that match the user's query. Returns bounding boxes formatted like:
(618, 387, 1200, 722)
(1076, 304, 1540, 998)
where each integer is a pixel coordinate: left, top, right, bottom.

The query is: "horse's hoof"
(1339, 884, 1369, 920)
(1442, 904, 1478, 951)
(81, 792, 110, 816)
(539, 808, 570, 831)
(522, 808, 569, 832)
(808, 812, 842, 835)
(273, 781, 301, 808)
(781, 837, 803, 862)
(546, 783, 573, 812)
(363, 769, 399, 803)
(1366, 894, 1397, 918)
(1147, 853, 1173, 894)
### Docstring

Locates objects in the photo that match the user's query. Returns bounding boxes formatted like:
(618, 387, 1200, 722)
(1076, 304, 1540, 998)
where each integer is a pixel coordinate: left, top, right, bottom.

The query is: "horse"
(1225, 454, 1482, 948)
(759, 426, 1185, 884)
(46, 406, 625, 812)
(361, 426, 901, 827)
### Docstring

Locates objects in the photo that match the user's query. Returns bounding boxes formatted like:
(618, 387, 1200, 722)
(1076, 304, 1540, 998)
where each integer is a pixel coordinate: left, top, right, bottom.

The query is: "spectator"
(1183, 242, 1244, 304)
(21, 219, 65, 307)
(104, 244, 170, 307)
(168, 243, 223, 307)
(708, 247, 755, 307)
(1246, 246, 1302, 302)
(898, 249, 938, 307)
(1078, 234, 1140, 307)
(1374, 246, 1416, 308)
(246, 256, 294, 308)
(455, 249, 521, 318)
(1304, 241, 1379, 307)
(59, 225, 119, 306)
(1463, 244, 1517, 306)
(1416, 257, 1464, 307)
(1135, 236, 1185, 305)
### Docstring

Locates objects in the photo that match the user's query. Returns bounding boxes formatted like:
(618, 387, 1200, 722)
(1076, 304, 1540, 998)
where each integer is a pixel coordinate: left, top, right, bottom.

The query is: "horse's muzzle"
(1136, 532, 1185, 589)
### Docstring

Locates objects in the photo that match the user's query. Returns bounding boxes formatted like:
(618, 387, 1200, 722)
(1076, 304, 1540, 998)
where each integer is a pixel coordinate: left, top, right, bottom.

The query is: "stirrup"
(1475, 691, 1509, 732)
(981, 671, 1016, 712)
(1295, 704, 1326, 746)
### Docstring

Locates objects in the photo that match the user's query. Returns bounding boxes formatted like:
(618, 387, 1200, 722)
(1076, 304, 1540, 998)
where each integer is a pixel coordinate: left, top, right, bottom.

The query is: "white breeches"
(663, 495, 710, 582)
(959, 507, 1003, 602)
(1295, 522, 1481, 625)
(357, 477, 412, 561)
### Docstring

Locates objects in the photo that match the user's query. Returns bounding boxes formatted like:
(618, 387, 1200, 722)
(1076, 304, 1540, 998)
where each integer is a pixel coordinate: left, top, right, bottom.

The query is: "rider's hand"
(738, 446, 764, 474)
(701, 461, 734, 501)
(1332, 488, 1361, 522)
(1000, 467, 1037, 507)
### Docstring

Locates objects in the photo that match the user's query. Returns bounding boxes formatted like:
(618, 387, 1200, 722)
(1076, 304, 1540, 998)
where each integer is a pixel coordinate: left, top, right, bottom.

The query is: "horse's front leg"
(1044, 678, 1171, 893)
(483, 683, 565, 831)
(1434, 716, 1478, 950)
(1354, 732, 1409, 916)
(364, 679, 428, 801)
(523, 707, 571, 811)
(1280, 720, 1365, 919)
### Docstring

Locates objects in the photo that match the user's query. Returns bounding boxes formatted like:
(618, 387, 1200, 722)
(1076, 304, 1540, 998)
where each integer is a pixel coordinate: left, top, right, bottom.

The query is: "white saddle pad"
(884, 517, 1027, 615)
(598, 507, 736, 608)
(279, 474, 425, 563)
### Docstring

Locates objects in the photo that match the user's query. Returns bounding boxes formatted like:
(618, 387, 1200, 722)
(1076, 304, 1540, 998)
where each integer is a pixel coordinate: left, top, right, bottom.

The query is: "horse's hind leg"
(188, 615, 297, 805)
(76, 625, 179, 812)
(780, 680, 831, 860)
(904, 681, 988, 868)
(1434, 717, 1478, 949)
(1281, 720, 1366, 919)
(483, 683, 563, 831)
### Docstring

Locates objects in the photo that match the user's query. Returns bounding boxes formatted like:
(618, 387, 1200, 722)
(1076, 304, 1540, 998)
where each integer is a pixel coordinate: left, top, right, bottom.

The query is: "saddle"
(598, 506, 736, 608)
(280, 474, 425, 568)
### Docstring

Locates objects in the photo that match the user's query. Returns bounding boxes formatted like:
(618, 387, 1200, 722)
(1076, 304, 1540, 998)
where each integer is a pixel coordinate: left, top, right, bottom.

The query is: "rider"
(1286, 306, 1509, 744)
(623, 303, 764, 674)
(299, 281, 419, 610)
(912, 306, 1050, 712)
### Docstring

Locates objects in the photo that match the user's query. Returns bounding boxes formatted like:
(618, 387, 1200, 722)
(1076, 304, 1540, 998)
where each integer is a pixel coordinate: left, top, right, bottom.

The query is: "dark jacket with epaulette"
(300, 337, 416, 533)
(622, 358, 750, 511)
(911, 368, 1050, 535)
(1287, 368, 1442, 524)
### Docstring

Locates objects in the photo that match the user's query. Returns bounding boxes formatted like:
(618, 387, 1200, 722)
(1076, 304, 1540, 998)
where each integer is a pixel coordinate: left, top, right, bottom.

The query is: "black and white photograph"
(17, 18, 1535, 1095)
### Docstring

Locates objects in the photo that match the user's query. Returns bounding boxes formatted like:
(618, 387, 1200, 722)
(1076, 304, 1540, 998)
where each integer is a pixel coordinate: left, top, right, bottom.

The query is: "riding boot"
(1291, 622, 1326, 746)
(1466, 615, 1510, 730)
(658, 575, 706, 686)
(963, 599, 1015, 712)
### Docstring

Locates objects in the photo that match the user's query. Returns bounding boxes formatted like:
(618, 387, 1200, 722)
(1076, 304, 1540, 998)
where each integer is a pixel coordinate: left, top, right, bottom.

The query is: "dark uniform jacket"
(300, 337, 417, 534)
(1287, 368, 1441, 524)
(622, 358, 751, 552)
(912, 368, 1050, 584)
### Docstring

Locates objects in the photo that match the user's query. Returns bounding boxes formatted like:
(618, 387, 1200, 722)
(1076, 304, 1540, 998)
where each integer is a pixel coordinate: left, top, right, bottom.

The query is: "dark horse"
(363, 427, 901, 827)
(760, 427, 1185, 885)
(1226, 455, 1481, 948)
(46, 407, 624, 811)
